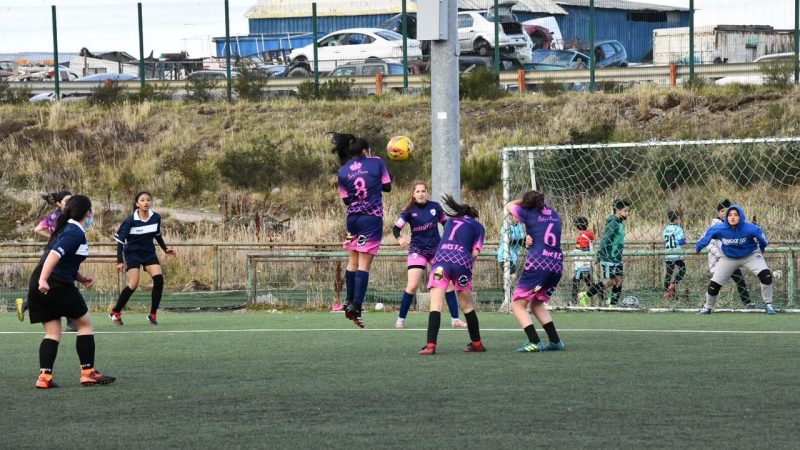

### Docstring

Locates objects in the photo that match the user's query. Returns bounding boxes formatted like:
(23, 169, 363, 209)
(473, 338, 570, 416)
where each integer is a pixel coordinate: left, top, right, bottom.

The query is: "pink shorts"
(343, 236, 381, 255)
(408, 252, 435, 267)
(512, 286, 552, 303)
(427, 263, 473, 292)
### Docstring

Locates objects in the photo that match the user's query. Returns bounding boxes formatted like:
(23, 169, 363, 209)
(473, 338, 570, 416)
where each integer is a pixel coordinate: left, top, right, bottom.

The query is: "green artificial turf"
(2, 311, 798, 449)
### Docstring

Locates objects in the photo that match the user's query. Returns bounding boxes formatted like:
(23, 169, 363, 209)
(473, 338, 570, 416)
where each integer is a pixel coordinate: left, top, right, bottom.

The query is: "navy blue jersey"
(394, 201, 446, 251)
(509, 204, 563, 272)
(114, 211, 163, 262)
(337, 156, 391, 218)
(432, 216, 485, 271)
(39, 220, 89, 283)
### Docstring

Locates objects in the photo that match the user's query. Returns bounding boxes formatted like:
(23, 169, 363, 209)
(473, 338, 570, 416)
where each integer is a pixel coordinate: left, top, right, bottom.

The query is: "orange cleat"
(80, 369, 116, 387)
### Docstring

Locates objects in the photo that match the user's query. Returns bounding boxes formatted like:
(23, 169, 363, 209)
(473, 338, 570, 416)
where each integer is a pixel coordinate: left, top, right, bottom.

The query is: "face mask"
(85, 216, 94, 230)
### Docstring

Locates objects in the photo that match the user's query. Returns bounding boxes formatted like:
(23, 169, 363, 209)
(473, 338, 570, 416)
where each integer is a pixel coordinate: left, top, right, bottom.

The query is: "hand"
(81, 276, 95, 289)
(165, 248, 177, 256)
(397, 236, 409, 249)
(38, 279, 50, 295)
(525, 235, 533, 248)
(116, 262, 125, 272)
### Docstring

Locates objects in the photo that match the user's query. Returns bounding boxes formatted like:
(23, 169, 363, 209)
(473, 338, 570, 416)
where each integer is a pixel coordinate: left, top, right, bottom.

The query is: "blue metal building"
(215, 0, 688, 63)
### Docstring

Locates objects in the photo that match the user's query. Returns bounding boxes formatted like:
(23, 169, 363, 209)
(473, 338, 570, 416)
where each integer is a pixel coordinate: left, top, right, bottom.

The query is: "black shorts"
(27, 269, 88, 324)
(126, 256, 160, 271)
(601, 262, 624, 279)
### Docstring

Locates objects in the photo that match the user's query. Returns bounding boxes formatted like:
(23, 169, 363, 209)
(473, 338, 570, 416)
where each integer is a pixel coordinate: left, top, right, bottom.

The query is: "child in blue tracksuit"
(695, 205, 775, 315)
(662, 211, 686, 298)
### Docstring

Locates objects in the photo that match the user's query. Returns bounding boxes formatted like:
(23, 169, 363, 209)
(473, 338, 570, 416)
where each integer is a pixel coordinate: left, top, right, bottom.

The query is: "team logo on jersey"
(349, 161, 362, 171)
(533, 285, 542, 293)
(457, 275, 469, 287)
(542, 207, 552, 215)
(433, 266, 444, 281)
(412, 213, 417, 217)
(357, 235, 367, 246)
(430, 209, 437, 216)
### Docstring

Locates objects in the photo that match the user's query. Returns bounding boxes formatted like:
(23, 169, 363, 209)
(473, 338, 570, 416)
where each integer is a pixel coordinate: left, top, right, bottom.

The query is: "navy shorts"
(126, 256, 160, 271)
(343, 214, 383, 255)
(27, 269, 88, 324)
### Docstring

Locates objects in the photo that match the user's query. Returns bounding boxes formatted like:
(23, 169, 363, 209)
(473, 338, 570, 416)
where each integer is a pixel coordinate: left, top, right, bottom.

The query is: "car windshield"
(375, 30, 403, 41)
(388, 64, 404, 75)
(532, 50, 574, 66)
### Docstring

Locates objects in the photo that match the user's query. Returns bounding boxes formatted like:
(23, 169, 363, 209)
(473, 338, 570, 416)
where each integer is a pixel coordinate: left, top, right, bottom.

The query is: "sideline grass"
(2, 312, 799, 449)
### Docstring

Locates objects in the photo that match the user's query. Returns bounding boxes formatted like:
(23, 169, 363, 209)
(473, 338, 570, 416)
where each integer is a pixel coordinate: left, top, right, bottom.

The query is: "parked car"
(76, 73, 138, 82)
(186, 70, 240, 80)
(592, 40, 628, 67)
(288, 28, 422, 76)
(328, 59, 415, 77)
(530, 49, 589, 70)
(715, 52, 797, 85)
(20, 66, 80, 82)
(457, 4, 533, 64)
(522, 17, 563, 50)
(29, 92, 90, 103)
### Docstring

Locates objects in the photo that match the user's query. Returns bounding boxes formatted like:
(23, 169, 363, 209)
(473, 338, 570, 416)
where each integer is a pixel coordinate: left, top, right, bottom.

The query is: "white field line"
(2, 328, 800, 335)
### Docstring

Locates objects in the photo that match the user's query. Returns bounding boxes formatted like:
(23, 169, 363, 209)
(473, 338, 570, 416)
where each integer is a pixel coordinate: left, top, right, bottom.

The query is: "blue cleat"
(515, 341, 542, 352)
(765, 304, 776, 315)
(539, 341, 566, 352)
(697, 308, 712, 315)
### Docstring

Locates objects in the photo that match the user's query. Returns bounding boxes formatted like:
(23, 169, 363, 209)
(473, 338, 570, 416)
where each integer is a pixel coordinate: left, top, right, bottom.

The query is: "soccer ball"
(773, 270, 782, 279)
(386, 136, 414, 162)
(374, 302, 385, 311)
(621, 296, 640, 308)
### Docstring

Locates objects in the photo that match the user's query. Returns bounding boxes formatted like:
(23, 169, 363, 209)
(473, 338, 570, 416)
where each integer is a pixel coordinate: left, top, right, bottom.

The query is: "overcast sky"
(0, 0, 795, 58)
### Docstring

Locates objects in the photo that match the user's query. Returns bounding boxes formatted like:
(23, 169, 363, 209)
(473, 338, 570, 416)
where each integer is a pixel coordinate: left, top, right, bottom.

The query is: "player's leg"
(699, 256, 736, 313)
(579, 262, 612, 305)
(571, 268, 581, 305)
(345, 251, 358, 308)
(110, 267, 141, 325)
(664, 261, 675, 291)
(345, 251, 374, 328)
(531, 300, 564, 351)
(457, 289, 485, 352)
(144, 263, 164, 325)
(397, 266, 424, 328)
(730, 268, 752, 307)
(743, 253, 775, 315)
(608, 271, 624, 306)
(71, 313, 115, 386)
(512, 268, 546, 351)
(445, 288, 466, 327)
(419, 285, 446, 354)
(36, 319, 62, 389)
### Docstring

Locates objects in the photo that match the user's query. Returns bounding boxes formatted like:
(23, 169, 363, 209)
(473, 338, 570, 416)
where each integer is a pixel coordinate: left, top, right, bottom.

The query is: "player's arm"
(393, 214, 408, 247)
(114, 217, 131, 269)
(753, 225, 768, 251)
(695, 227, 716, 253)
(338, 184, 352, 206)
(34, 222, 51, 238)
(380, 160, 392, 192)
(597, 221, 617, 257)
(38, 234, 80, 294)
(677, 226, 687, 246)
(504, 201, 522, 223)
(381, 182, 392, 193)
(472, 227, 485, 262)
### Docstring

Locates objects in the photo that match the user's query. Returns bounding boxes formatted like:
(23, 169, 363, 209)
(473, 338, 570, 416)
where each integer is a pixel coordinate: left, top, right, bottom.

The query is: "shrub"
(280, 145, 328, 186)
(319, 78, 354, 100)
(186, 76, 220, 102)
(297, 80, 316, 100)
(88, 80, 126, 106)
(539, 78, 563, 97)
(0, 78, 32, 104)
(217, 138, 283, 191)
(128, 83, 173, 103)
(760, 58, 794, 89)
(234, 62, 269, 101)
(460, 67, 505, 100)
(568, 119, 616, 144)
(461, 153, 501, 191)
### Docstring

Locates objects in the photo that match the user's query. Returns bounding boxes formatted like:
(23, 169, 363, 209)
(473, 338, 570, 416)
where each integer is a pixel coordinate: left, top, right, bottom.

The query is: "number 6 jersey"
(509, 204, 563, 273)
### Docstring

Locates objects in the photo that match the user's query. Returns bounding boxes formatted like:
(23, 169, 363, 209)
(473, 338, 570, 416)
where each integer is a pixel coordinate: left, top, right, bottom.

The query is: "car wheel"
(475, 39, 491, 56)
(287, 66, 311, 77)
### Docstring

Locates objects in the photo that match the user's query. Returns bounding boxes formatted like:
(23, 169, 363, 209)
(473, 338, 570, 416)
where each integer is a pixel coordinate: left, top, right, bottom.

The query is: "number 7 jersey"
(337, 156, 391, 218)
(432, 216, 485, 271)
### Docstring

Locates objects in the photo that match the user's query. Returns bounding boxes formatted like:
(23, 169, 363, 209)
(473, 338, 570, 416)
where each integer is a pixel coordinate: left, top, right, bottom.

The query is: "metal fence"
(2, 0, 798, 100)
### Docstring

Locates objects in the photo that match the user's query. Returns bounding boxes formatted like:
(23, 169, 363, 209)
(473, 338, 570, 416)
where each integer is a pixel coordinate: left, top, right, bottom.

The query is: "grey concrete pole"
(430, 0, 461, 203)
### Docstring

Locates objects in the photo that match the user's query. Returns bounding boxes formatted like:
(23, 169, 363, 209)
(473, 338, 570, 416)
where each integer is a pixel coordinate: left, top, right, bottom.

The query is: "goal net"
(501, 137, 800, 310)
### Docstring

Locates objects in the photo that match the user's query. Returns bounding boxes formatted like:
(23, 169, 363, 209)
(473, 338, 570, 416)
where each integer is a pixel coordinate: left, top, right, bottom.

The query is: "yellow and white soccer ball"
(386, 136, 414, 162)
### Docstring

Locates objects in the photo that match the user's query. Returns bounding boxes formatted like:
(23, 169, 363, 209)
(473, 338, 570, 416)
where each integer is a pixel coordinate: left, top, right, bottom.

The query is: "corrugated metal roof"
(246, 0, 566, 18)
(555, 0, 688, 12)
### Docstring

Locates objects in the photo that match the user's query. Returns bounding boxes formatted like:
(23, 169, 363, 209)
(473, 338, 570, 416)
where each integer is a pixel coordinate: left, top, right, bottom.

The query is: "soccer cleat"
(345, 303, 364, 328)
(330, 303, 344, 313)
(464, 342, 486, 352)
(147, 313, 158, 325)
(109, 311, 123, 326)
(577, 292, 590, 307)
(765, 304, 776, 315)
(80, 369, 116, 387)
(395, 318, 406, 329)
(697, 307, 712, 315)
(16, 298, 24, 322)
(35, 373, 59, 389)
(65, 319, 78, 332)
(539, 341, 566, 352)
(663, 284, 676, 298)
(515, 341, 542, 352)
(451, 319, 467, 328)
(418, 344, 436, 355)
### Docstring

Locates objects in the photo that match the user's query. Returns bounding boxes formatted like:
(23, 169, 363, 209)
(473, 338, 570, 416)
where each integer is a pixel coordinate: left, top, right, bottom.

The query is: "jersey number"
(543, 223, 558, 247)
(664, 235, 676, 249)
(354, 177, 368, 199)
(448, 220, 464, 241)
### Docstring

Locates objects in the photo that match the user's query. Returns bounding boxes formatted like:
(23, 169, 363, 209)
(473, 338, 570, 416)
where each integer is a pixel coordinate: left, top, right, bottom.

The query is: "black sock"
(610, 285, 622, 305)
(114, 286, 135, 312)
(523, 324, 541, 344)
(426, 311, 441, 344)
(39, 338, 59, 374)
(76, 335, 95, 371)
(150, 275, 164, 315)
(587, 282, 604, 297)
(543, 321, 560, 344)
(464, 310, 481, 342)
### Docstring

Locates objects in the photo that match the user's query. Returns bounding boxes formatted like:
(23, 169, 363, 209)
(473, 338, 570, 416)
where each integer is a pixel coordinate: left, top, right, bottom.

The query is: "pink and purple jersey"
(38, 209, 62, 235)
(428, 216, 485, 291)
(509, 204, 564, 302)
(337, 156, 391, 218)
(395, 201, 446, 255)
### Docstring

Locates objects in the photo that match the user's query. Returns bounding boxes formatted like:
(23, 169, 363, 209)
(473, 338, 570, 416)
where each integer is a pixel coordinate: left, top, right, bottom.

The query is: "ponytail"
(441, 194, 479, 219)
(47, 195, 92, 247)
(329, 132, 356, 166)
(41, 190, 72, 208)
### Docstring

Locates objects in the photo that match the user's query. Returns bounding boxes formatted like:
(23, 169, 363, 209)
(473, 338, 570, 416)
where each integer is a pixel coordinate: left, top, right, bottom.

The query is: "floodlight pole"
(224, 0, 232, 102)
(51, 5, 60, 100)
(430, 0, 461, 202)
(138, 2, 145, 89)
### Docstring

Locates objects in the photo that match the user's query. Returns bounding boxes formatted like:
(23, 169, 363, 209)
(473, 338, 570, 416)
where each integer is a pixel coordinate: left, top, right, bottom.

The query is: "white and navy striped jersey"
(114, 210, 166, 263)
(39, 219, 89, 283)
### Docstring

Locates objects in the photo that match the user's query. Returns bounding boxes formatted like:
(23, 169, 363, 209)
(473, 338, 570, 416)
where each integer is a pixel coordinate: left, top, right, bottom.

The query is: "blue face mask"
(85, 216, 94, 230)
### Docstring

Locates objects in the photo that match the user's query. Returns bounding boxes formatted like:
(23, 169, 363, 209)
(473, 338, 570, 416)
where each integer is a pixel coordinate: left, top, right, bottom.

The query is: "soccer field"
(2, 311, 799, 449)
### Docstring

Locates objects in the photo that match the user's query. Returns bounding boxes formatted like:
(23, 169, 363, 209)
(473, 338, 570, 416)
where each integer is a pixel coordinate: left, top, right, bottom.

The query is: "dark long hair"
(329, 132, 370, 166)
(441, 194, 479, 219)
(48, 195, 92, 246)
(41, 190, 72, 209)
(404, 180, 428, 212)
(133, 191, 152, 212)
(519, 190, 545, 211)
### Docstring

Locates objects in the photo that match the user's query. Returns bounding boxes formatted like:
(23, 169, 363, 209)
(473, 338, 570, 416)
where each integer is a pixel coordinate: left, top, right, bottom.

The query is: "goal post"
(501, 137, 800, 309)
